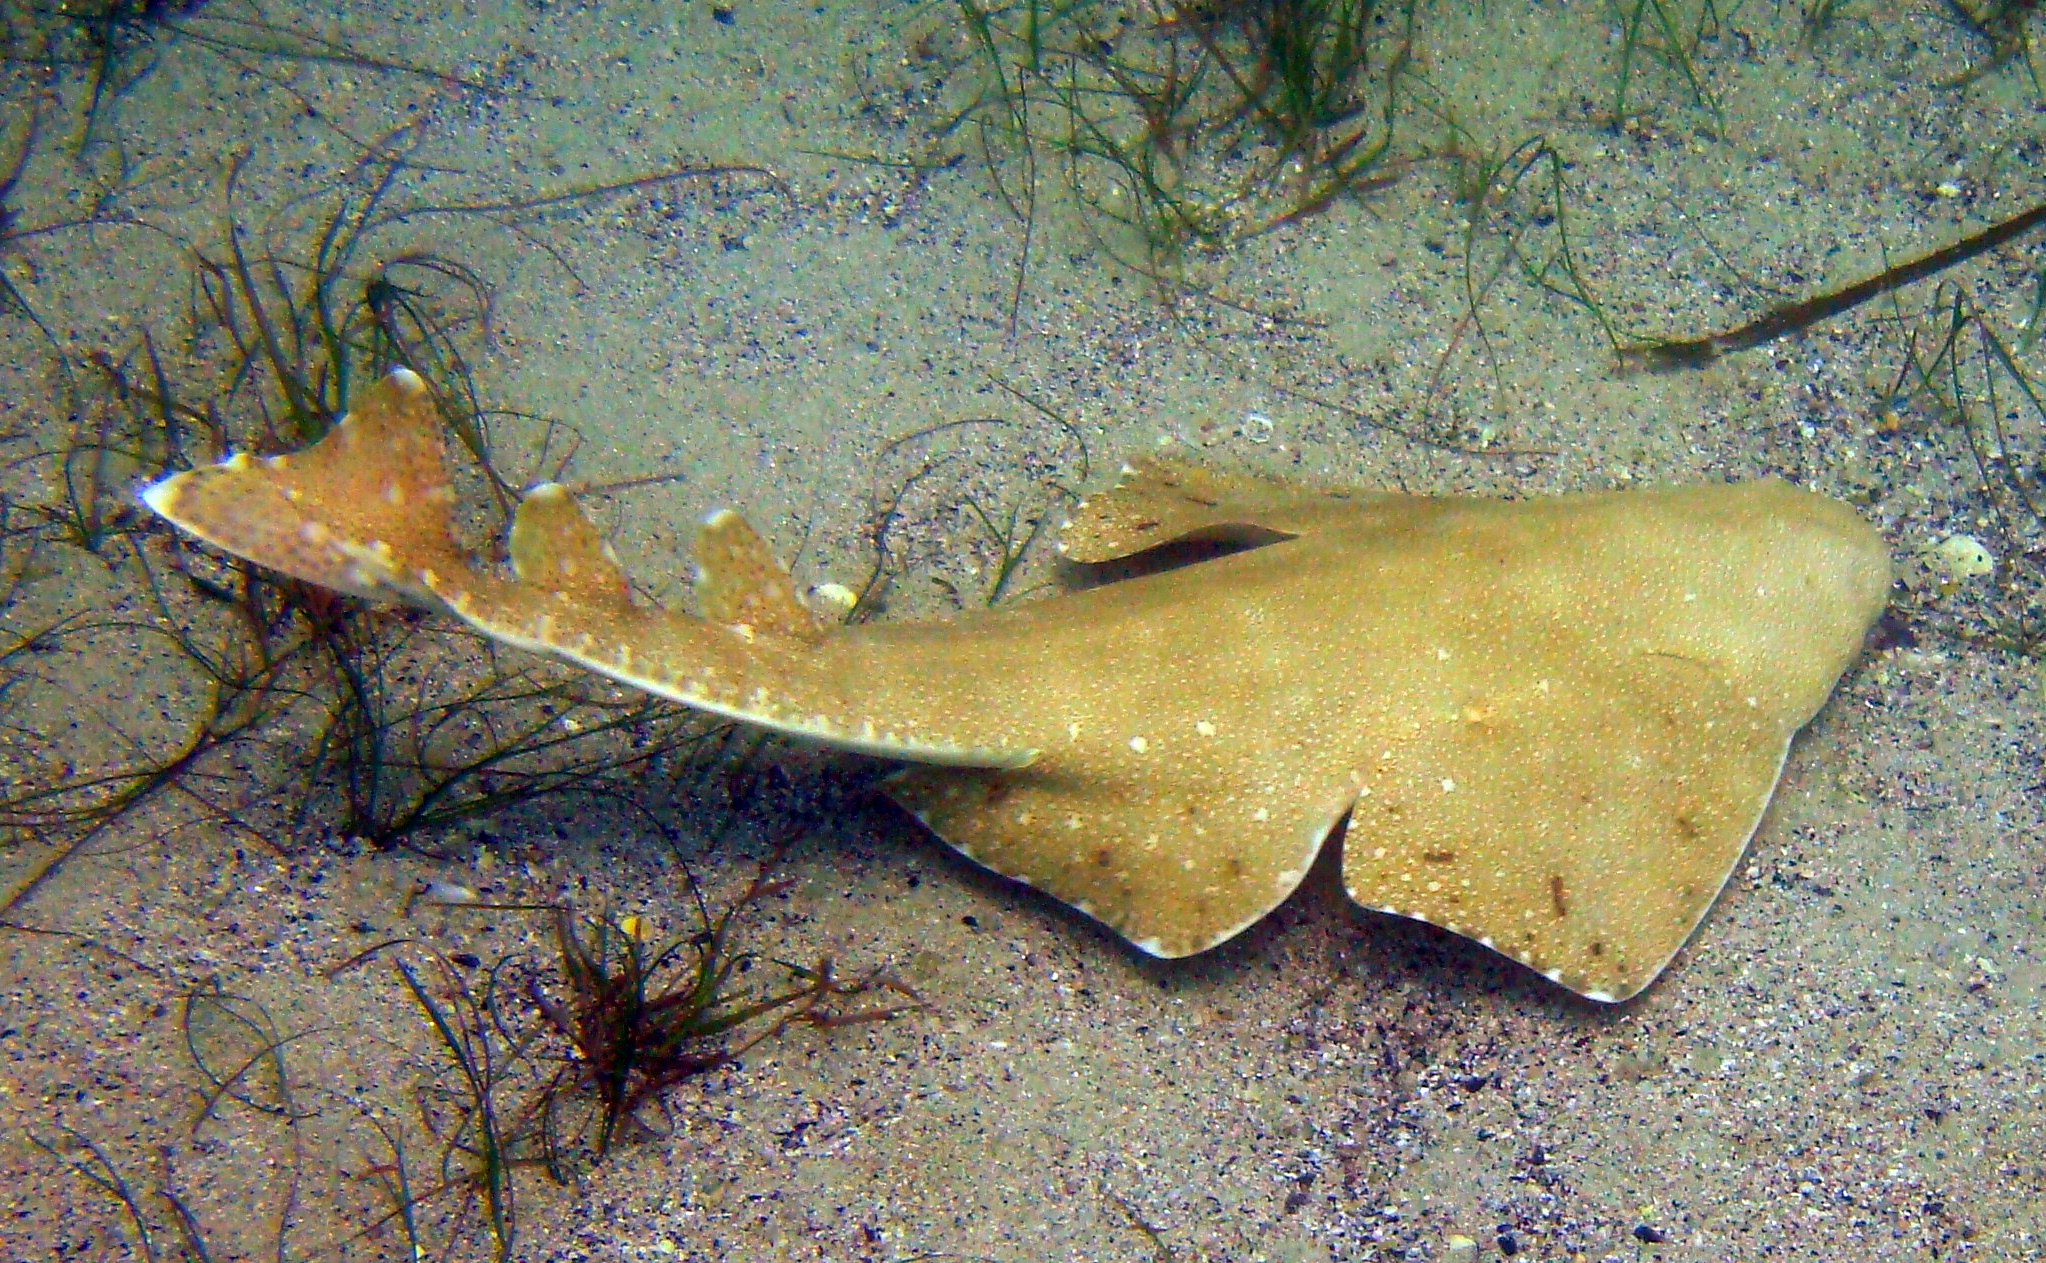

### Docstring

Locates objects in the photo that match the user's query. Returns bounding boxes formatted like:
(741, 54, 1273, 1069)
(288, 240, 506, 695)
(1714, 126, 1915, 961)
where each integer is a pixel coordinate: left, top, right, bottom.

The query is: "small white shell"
(809, 581, 859, 614)
(419, 880, 481, 906)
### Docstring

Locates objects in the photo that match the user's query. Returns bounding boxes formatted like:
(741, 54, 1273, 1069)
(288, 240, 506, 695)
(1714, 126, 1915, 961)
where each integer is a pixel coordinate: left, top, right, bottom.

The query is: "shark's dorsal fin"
(510, 483, 634, 612)
(693, 509, 820, 638)
(1057, 454, 1383, 564)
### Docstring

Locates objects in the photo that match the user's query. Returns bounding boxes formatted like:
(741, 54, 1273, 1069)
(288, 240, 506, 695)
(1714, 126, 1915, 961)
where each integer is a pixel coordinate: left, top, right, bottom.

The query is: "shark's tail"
(141, 367, 473, 608)
(142, 367, 1034, 768)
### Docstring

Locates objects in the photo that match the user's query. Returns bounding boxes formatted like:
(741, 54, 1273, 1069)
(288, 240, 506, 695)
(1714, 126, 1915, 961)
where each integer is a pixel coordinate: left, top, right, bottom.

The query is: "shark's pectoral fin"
(886, 760, 1342, 957)
(1057, 453, 1380, 564)
(1339, 652, 1807, 1004)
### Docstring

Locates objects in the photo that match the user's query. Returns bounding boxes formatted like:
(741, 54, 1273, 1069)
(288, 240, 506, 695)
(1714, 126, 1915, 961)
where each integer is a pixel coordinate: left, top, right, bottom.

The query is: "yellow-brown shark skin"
(890, 473, 1888, 1001)
(141, 369, 1892, 1002)
(142, 370, 1033, 768)
(138, 366, 471, 607)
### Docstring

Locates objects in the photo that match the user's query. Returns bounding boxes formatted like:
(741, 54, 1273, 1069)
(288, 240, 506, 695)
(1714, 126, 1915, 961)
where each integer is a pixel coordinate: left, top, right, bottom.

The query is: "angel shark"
(142, 368, 1891, 1002)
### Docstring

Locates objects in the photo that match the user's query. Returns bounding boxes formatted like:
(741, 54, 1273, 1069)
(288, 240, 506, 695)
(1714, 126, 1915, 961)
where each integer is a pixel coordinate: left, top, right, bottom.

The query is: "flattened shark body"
(143, 369, 1891, 1001)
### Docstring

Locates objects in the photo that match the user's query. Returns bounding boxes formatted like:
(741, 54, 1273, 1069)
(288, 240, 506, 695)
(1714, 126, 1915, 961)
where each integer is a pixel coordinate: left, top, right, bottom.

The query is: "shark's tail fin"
(141, 367, 471, 607)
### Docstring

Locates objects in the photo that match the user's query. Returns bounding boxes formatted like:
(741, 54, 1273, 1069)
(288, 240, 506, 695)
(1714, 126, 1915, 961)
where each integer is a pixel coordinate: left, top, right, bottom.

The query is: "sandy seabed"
(1, 3, 2042, 1260)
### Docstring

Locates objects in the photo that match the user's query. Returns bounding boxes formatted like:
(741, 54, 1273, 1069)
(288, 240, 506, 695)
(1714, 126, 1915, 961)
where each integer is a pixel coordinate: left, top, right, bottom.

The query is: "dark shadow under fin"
(1057, 454, 1387, 564)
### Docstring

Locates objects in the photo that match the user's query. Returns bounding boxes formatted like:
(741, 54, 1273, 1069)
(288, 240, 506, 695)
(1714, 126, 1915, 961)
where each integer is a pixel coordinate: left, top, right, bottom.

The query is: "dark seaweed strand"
(1620, 196, 2046, 372)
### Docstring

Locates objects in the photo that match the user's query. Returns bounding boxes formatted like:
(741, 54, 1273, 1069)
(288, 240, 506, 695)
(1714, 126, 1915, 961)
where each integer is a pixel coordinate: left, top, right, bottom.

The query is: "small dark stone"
(711, 4, 735, 23)
(1633, 1224, 1668, 1244)
(1868, 607, 1917, 652)
(450, 952, 482, 969)
(1497, 1232, 1519, 1255)
(961, 914, 980, 928)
